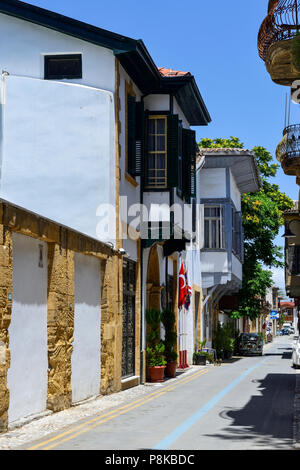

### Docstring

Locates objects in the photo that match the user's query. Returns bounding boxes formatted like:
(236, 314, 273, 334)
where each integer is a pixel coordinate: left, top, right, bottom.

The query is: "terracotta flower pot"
(148, 366, 166, 383)
(165, 361, 177, 378)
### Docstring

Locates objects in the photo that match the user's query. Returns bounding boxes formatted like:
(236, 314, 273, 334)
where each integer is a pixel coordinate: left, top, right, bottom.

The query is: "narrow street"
(22, 336, 296, 451)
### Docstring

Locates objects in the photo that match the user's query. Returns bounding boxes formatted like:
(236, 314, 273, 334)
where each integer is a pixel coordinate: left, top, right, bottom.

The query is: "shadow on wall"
(203, 372, 295, 449)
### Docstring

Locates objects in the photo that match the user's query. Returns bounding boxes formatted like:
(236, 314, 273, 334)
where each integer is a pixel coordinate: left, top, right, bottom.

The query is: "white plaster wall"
(0, 75, 115, 243)
(157, 245, 165, 286)
(143, 192, 170, 221)
(142, 247, 151, 350)
(7, 233, 48, 424)
(186, 249, 202, 290)
(173, 98, 190, 129)
(173, 192, 192, 236)
(144, 94, 170, 112)
(123, 237, 138, 262)
(167, 258, 173, 276)
(201, 252, 228, 273)
(0, 13, 115, 92)
(72, 253, 101, 403)
(230, 170, 241, 211)
(232, 254, 242, 282)
(200, 168, 226, 199)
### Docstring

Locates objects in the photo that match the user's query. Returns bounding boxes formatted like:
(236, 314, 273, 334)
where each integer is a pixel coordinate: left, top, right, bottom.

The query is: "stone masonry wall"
(0, 201, 122, 432)
(0, 210, 12, 432)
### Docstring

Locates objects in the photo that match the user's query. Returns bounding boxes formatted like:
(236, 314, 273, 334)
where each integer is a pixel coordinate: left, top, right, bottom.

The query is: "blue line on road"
(153, 358, 268, 450)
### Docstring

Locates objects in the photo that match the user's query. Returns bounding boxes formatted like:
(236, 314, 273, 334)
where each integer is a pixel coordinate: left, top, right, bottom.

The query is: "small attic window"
(44, 54, 82, 80)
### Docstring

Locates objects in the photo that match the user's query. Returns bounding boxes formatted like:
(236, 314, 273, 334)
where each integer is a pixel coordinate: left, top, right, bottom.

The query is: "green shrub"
(146, 343, 167, 367)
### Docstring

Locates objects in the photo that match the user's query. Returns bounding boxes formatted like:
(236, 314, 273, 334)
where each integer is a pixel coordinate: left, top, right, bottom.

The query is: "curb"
(293, 372, 300, 449)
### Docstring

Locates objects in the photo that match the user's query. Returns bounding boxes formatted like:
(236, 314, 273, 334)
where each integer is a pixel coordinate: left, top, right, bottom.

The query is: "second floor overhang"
(197, 149, 261, 194)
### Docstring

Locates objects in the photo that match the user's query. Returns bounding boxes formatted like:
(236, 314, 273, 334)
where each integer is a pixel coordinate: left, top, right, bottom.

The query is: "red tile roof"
(158, 67, 191, 77)
(280, 302, 295, 308)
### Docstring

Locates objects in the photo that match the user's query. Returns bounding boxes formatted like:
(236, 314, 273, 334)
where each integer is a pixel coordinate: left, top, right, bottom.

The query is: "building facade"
(197, 149, 260, 345)
(0, 0, 213, 431)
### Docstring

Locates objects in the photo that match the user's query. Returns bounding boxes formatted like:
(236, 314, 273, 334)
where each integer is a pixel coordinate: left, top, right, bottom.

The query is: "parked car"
(290, 327, 295, 334)
(237, 333, 264, 356)
(282, 328, 290, 336)
(292, 336, 300, 369)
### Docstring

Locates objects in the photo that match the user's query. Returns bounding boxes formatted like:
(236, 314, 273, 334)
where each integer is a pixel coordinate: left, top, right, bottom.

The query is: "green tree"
(198, 137, 293, 320)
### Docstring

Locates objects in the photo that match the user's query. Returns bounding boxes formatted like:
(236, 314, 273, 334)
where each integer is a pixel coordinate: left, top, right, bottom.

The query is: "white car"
(292, 336, 300, 369)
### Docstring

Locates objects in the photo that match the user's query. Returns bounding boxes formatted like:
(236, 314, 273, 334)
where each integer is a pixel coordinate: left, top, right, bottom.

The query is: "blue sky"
(24, 0, 300, 292)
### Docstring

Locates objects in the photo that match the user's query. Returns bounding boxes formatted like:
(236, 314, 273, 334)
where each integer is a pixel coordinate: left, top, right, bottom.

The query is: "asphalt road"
(25, 336, 296, 450)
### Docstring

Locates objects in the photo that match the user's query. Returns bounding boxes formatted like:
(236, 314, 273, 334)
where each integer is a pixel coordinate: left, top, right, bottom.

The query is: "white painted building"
(0, 0, 213, 428)
(197, 149, 261, 345)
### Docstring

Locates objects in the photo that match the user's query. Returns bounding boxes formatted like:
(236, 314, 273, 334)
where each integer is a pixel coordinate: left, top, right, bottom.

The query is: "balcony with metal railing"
(276, 124, 300, 176)
(258, 0, 300, 85)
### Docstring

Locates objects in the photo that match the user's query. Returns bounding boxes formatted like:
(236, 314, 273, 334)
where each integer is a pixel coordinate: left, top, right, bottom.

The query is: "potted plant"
(146, 343, 167, 382)
(161, 309, 178, 377)
(146, 309, 166, 382)
(213, 323, 226, 360)
(193, 339, 207, 365)
(223, 337, 235, 360)
(224, 323, 238, 359)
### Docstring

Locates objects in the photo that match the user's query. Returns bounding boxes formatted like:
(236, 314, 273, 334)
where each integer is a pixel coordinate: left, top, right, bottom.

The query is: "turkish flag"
(178, 262, 187, 309)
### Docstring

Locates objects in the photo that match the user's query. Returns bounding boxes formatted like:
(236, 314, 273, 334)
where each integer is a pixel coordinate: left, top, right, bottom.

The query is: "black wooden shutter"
(127, 95, 136, 176)
(290, 245, 300, 275)
(182, 129, 196, 200)
(167, 114, 179, 188)
(135, 101, 144, 176)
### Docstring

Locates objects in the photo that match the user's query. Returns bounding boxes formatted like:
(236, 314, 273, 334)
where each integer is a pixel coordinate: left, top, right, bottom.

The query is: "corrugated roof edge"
(197, 147, 262, 190)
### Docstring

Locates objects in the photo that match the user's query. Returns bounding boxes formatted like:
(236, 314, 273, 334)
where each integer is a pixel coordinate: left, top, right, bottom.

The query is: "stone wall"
(0, 206, 13, 432)
(0, 201, 123, 432)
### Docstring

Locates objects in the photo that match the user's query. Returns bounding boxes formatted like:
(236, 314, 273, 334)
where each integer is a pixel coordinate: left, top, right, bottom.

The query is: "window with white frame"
(204, 205, 225, 249)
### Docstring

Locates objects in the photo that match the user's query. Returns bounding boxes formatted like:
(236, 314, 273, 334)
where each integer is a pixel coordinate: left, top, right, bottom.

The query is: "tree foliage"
(198, 137, 293, 319)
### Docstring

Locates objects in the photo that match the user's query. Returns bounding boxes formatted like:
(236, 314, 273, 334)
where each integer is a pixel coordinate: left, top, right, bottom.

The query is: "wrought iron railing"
(258, 0, 300, 61)
(276, 123, 300, 162)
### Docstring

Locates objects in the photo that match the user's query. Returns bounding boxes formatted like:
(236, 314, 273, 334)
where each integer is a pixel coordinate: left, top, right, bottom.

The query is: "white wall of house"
(72, 253, 101, 404)
(144, 94, 169, 112)
(123, 237, 138, 262)
(229, 170, 242, 211)
(199, 169, 227, 199)
(201, 252, 228, 273)
(0, 75, 115, 244)
(232, 254, 243, 281)
(7, 233, 48, 424)
(0, 13, 115, 92)
(173, 98, 190, 129)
